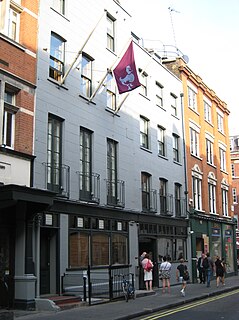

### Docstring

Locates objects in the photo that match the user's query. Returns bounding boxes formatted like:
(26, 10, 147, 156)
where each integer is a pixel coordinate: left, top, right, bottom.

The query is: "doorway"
(139, 238, 157, 289)
(40, 228, 57, 295)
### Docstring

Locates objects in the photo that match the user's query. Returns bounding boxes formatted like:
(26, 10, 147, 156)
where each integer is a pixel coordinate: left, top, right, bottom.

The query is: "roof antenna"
(168, 7, 180, 49)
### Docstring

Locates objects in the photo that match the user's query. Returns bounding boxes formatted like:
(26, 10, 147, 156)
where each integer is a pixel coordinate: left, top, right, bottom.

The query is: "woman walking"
(159, 256, 171, 294)
(215, 256, 225, 287)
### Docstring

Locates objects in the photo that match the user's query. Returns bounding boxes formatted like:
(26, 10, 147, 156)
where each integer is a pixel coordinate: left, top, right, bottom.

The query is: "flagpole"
(88, 38, 132, 102)
(60, 10, 106, 86)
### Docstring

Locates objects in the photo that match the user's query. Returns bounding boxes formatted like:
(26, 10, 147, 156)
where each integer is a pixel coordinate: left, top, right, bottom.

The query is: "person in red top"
(142, 253, 153, 291)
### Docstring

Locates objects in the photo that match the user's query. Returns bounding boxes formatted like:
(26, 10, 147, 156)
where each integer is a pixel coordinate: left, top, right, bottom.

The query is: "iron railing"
(42, 162, 70, 198)
(76, 171, 100, 203)
(61, 265, 132, 305)
(106, 179, 125, 208)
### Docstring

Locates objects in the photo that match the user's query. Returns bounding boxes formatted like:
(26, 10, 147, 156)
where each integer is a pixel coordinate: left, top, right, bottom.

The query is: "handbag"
(183, 266, 189, 281)
(158, 270, 162, 280)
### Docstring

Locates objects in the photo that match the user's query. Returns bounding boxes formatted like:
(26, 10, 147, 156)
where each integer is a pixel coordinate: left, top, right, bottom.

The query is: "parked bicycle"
(120, 273, 136, 302)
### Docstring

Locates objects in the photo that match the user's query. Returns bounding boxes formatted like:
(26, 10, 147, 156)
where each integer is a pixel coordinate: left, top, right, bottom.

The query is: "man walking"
(176, 258, 189, 297)
(197, 253, 205, 284)
(203, 252, 214, 287)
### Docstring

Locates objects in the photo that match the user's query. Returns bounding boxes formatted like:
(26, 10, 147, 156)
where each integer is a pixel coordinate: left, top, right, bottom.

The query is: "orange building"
(164, 58, 237, 281)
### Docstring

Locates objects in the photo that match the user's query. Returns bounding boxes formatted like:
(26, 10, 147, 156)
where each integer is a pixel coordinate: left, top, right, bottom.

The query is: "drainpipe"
(35, 214, 41, 298)
(180, 92, 195, 279)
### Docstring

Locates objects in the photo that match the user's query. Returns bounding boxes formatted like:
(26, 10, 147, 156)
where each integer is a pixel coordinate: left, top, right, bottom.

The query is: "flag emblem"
(113, 41, 141, 94)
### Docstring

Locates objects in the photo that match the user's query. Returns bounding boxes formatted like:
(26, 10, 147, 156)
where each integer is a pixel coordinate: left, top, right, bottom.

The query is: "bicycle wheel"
(122, 282, 129, 302)
(128, 284, 136, 300)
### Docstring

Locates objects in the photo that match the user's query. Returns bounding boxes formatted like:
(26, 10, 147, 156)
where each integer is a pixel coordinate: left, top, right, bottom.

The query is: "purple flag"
(113, 41, 141, 94)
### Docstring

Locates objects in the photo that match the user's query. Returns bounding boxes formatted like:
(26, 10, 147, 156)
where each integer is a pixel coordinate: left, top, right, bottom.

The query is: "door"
(0, 225, 14, 308)
(40, 229, 51, 295)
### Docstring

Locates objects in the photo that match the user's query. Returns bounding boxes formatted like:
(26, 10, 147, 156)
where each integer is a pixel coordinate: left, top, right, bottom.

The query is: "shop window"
(111, 234, 127, 265)
(92, 233, 109, 266)
(69, 232, 89, 268)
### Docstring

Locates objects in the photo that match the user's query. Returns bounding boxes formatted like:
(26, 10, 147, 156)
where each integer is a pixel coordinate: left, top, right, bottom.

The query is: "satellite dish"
(182, 55, 189, 64)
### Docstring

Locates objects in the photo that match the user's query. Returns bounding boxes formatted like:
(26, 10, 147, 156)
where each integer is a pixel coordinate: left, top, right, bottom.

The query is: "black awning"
(0, 184, 56, 216)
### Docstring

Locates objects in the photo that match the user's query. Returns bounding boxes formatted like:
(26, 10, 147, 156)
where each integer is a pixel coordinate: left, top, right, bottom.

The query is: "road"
(133, 289, 239, 320)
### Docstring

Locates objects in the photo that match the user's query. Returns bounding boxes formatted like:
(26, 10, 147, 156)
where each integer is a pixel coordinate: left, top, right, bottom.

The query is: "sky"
(121, 0, 239, 135)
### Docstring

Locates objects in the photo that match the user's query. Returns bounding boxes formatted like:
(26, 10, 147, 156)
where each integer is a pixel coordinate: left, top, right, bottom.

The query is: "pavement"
(10, 275, 239, 319)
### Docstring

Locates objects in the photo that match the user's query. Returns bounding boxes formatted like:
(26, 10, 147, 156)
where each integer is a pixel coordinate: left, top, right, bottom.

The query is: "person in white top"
(142, 253, 153, 291)
(159, 256, 172, 294)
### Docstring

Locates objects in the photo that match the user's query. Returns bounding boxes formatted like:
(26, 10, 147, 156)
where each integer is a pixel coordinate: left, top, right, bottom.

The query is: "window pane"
(92, 234, 109, 266)
(69, 232, 89, 268)
(112, 234, 127, 265)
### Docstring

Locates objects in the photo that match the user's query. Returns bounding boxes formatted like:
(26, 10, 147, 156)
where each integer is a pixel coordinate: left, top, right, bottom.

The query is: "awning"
(0, 184, 56, 217)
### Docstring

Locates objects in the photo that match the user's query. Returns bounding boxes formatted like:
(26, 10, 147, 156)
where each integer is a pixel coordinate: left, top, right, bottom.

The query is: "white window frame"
(221, 179, 229, 217)
(52, 0, 65, 15)
(188, 86, 197, 111)
(140, 116, 149, 149)
(173, 133, 179, 162)
(192, 165, 203, 211)
(49, 33, 65, 82)
(2, 108, 15, 148)
(222, 188, 228, 217)
(81, 54, 93, 98)
(208, 183, 216, 214)
(208, 173, 217, 214)
(0, 1, 23, 42)
(106, 74, 116, 111)
(206, 139, 214, 165)
(204, 99, 212, 123)
(232, 188, 237, 204)
(219, 147, 226, 171)
(157, 126, 165, 156)
(156, 81, 164, 108)
(192, 175, 202, 211)
(231, 163, 235, 177)
(190, 128, 199, 157)
(107, 14, 115, 52)
(2, 87, 18, 149)
(170, 93, 178, 117)
(217, 112, 224, 133)
(139, 70, 148, 96)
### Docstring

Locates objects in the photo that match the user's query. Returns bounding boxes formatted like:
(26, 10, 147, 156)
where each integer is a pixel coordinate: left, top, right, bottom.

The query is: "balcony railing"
(43, 162, 70, 198)
(159, 193, 173, 215)
(106, 179, 125, 208)
(142, 189, 157, 213)
(175, 197, 187, 218)
(76, 171, 100, 204)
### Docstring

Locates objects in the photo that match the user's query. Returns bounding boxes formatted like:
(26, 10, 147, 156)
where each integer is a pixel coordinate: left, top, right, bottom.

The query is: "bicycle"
(120, 273, 136, 302)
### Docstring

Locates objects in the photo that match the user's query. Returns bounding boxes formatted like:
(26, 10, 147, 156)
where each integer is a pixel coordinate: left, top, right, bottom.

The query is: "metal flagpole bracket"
(59, 10, 107, 86)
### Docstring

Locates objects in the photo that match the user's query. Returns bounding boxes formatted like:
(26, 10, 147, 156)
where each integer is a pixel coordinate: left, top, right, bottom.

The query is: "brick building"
(164, 58, 237, 281)
(230, 135, 239, 261)
(0, 0, 54, 309)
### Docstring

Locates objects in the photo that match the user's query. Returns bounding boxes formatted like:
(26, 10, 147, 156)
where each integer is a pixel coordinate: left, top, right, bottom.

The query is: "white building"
(33, 0, 189, 299)
(0, 0, 190, 308)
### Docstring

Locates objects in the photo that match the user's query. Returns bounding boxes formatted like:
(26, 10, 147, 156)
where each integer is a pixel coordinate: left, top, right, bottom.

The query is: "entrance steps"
(36, 294, 82, 311)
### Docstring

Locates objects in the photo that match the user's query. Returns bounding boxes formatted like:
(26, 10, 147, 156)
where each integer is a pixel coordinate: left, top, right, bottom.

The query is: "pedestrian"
(203, 252, 214, 287)
(159, 256, 171, 294)
(197, 253, 205, 284)
(215, 256, 225, 287)
(140, 252, 147, 265)
(221, 257, 226, 284)
(141, 253, 153, 291)
(176, 258, 189, 297)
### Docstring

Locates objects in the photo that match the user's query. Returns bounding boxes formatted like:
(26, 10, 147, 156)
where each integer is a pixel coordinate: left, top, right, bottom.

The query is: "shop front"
(190, 212, 238, 283)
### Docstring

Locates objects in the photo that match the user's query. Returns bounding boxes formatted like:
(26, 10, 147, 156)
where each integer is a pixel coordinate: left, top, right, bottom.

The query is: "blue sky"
(122, 0, 239, 134)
